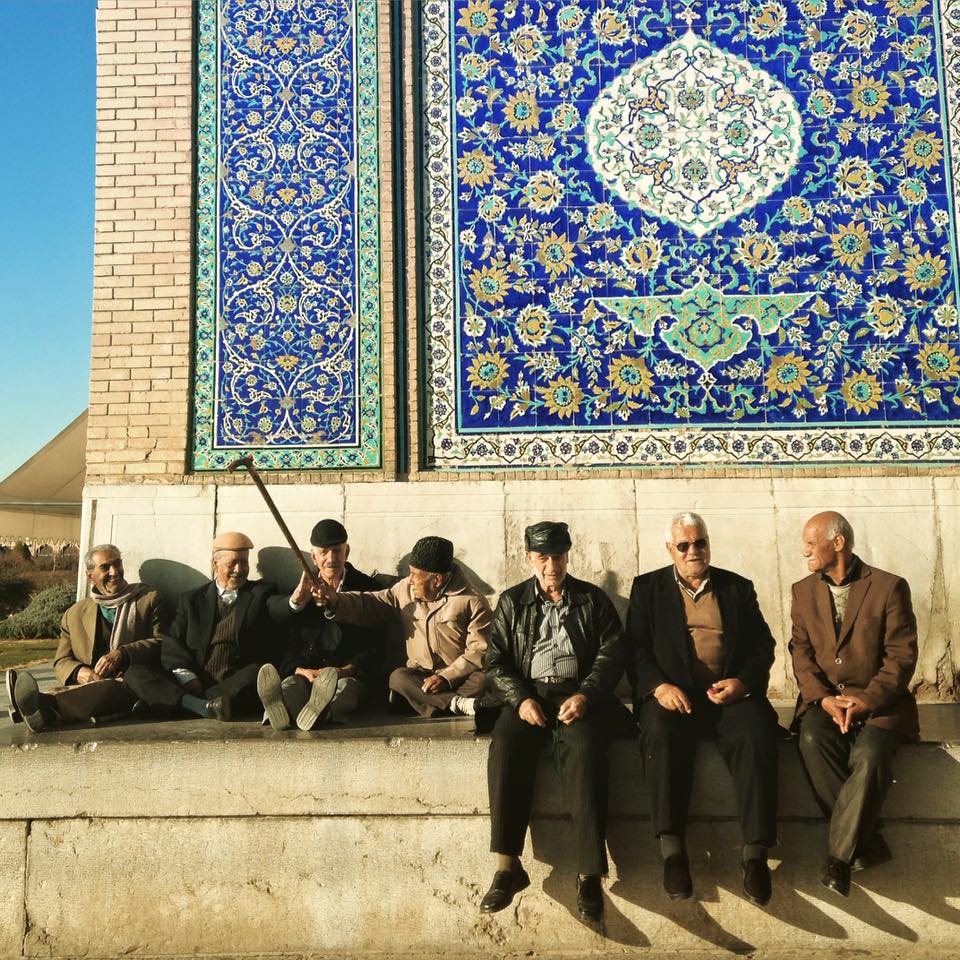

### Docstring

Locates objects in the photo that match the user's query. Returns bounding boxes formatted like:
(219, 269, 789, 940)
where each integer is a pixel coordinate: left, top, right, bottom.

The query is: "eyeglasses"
(673, 538, 708, 553)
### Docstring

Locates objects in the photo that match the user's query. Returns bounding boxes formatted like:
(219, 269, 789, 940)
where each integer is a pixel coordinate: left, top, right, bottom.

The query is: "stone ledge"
(2, 705, 958, 821)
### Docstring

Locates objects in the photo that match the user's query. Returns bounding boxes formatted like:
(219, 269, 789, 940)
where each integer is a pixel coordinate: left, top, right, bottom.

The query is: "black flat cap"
(524, 521, 572, 554)
(310, 519, 348, 547)
(409, 536, 454, 574)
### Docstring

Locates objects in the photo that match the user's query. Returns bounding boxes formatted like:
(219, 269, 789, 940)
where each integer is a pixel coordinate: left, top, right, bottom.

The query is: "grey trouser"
(798, 706, 904, 862)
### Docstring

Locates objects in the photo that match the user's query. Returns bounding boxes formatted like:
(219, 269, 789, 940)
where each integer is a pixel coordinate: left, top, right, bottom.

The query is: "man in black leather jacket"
(479, 521, 629, 923)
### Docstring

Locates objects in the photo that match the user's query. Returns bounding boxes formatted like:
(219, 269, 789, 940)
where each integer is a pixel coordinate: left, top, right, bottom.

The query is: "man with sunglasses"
(626, 512, 779, 907)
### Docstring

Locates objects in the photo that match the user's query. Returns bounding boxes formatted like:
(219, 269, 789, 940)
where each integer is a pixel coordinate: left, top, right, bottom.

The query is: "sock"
(181, 694, 214, 718)
(660, 834, 685, 859)
(450, 695, 476, 716)
(496, 854, 521, 872)
(743, 843, 768, 863)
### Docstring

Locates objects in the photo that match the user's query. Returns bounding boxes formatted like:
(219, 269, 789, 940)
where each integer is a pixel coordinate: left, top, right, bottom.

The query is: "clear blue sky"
(0, 0, 96, 481)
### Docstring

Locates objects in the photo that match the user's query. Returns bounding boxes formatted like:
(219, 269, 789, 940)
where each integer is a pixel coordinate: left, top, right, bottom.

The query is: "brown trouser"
(46, 678, 137, 724)
(388, 666, 486, 717)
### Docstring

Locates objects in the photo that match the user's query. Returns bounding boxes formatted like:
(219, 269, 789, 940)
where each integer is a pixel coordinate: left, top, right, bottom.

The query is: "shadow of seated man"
(7, 543, 166, 732)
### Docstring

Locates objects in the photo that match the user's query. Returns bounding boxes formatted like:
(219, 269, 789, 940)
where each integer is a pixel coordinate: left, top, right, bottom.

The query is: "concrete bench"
(0, 704, 958, 959)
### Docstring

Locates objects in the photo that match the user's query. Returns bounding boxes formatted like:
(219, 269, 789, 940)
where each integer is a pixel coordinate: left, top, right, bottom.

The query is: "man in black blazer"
(257, 519, 384, 730)
(626, 512, 779, 906)
(125, 531, 292, 719)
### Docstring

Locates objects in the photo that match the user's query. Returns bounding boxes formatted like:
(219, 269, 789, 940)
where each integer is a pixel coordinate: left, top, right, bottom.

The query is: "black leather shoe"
(577, 874, 604, 921)
(663, 853, 692, 900)
(479, 867, 530, 913)
(209, 695, 233, 722)
(742, 858, 772, 906)
(851, 833, 892, 873)
(821, 856, 851, 896)
(5, 669, 22, 724)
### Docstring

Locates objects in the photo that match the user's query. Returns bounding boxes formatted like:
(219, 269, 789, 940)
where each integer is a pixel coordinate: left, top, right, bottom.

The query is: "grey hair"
(84, 543, 121, 570)
(665, 511, 708, 543)
(822, 512, 855, 549)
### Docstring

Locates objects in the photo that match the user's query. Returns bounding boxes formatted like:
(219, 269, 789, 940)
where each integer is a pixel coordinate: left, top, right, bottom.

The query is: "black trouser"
(488, 681, 612, 876)
(639, 696, 779, 847)
(798, 705, 904, 862)
(124, 663, 261, 717)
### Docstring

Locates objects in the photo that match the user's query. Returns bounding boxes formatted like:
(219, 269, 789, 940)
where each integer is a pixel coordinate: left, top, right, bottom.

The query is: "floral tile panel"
(421, 0, 960, 466)
(192, 0, 382, 470)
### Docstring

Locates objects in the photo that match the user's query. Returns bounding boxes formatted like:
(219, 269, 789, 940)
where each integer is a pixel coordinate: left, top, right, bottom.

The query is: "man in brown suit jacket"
(7, 544, 166, 732)
(790, 511, 918, 896)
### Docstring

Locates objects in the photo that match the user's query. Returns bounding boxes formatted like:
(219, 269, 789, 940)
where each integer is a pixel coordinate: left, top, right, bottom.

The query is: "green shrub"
(0, 584, 74, 639)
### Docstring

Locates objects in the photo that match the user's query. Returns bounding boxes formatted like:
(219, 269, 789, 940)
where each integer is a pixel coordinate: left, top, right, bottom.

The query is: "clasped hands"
(653, 677, 746, 714)
(821, 694, 868, 734)
(77, 649, 127, 684)
(518, 693, 587, 728)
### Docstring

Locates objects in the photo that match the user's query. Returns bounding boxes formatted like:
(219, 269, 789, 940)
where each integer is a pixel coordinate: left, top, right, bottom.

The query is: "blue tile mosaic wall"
(192, 0, 382, 470)
(421, 0, 960, 466)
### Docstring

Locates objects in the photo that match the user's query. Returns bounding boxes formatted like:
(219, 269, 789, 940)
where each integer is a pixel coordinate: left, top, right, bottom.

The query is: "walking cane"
(226, 455, 323, 592)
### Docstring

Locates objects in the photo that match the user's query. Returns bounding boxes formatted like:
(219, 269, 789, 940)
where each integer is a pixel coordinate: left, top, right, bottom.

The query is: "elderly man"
(125, 532, 290, 720)
(313, 535, 489, 717)
(790, 511, 918, 896)
(6, 544, 165, 732)
(257, 519, 383, 730)
(479, 521, 628, 922)
(627, 511, 779, 906)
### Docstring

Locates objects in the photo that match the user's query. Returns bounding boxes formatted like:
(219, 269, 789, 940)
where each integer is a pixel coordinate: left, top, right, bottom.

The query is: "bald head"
(802, 511, 854, 582)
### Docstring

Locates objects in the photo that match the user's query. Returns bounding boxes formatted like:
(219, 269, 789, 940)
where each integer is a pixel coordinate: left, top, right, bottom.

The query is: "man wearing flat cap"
(125, 532, 292, 720)
(480, 521, 629, 923)
(626, 511, 779, 907)
(312, 535, 490, 717)
(257, 519, 383, 730)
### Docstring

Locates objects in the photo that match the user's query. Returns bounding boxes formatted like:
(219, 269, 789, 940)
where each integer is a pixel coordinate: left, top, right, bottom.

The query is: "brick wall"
(89, 0, 193, 481)
(88, 0, 397, 484)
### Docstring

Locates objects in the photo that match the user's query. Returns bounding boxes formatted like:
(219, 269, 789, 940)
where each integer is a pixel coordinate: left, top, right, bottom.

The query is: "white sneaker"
(450, 695, 476, 716)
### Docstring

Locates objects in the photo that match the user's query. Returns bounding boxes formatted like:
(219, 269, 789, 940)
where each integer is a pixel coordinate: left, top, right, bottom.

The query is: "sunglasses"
(673, 538, 708, 553)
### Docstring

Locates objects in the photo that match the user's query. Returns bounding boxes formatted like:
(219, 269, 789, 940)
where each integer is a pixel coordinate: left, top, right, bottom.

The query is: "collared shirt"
(217, 583, 238, 606)
(529, 585, 578, 681)
(673, 565, 711, 600)
(821, 555, 863, 630)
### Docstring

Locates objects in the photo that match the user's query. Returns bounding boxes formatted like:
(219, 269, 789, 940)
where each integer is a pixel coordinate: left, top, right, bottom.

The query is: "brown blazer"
(790, 560, 918, 739)
(54, 588, 166, 685)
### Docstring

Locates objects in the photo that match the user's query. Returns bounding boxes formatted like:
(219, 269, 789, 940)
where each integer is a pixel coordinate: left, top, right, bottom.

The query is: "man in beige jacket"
(7, 543, 166, 732)
(314, 536, 491, 716)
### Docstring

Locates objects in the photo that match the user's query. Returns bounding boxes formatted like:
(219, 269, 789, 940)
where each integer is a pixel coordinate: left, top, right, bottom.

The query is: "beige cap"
(212, 531, 254, 551)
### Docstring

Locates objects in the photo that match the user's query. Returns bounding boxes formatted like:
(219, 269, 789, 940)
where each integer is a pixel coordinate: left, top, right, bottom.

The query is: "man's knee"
(388, 667, 413, 692)
(849, 729, 899, 777)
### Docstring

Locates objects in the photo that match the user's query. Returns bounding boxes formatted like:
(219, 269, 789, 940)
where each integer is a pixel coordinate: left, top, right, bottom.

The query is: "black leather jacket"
(484, 575, 627, 709)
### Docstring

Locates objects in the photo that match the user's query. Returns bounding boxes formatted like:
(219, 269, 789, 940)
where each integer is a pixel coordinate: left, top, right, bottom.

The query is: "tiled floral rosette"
(422, 0, 960, 467)
(192, 0, 382, 470)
